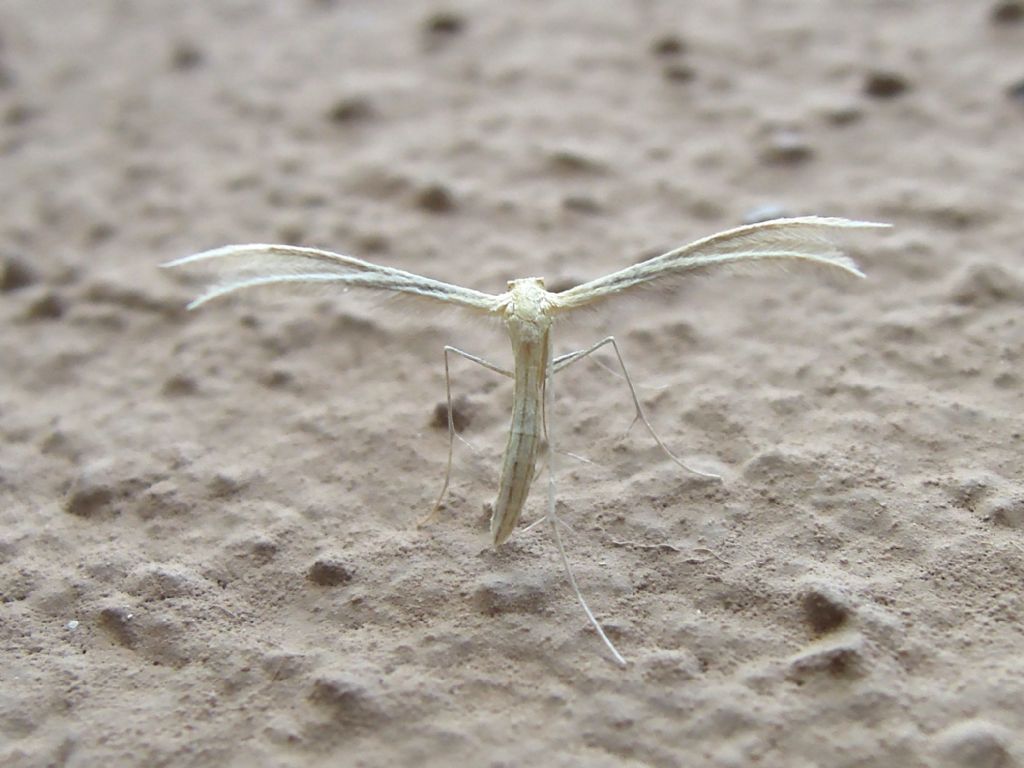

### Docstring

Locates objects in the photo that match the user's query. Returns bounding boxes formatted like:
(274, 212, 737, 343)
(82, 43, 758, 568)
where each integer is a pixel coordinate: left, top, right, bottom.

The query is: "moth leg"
(543, 352, 627, 667)
(554, 336, 721, 481)
(420, 346, 512, 527)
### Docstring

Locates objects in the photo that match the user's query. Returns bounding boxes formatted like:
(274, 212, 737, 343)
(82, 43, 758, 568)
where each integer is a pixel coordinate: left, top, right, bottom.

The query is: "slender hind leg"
(544, 344, 627, 667)
(554, 336, 721, 480)
(420, 346, 511, 527)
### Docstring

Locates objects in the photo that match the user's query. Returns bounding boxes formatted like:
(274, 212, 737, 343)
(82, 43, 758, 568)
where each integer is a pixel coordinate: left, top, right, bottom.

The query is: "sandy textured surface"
(3, 1, 1024, 766)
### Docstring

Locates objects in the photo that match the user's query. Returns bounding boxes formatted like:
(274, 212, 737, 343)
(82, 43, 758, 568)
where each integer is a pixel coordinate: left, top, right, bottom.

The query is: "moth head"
(506, 276, 545, 291)
(502, 277, 553, 339)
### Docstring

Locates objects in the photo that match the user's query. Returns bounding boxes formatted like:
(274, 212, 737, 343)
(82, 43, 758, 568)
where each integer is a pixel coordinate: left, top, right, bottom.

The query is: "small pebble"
(800, 584, 852, 634)
(5, 103, 35, 126)
(431, 394, 473, 433)
(820, 102, 864, 126)
(787, 632, 866, 680)
(307, 558, 354, 587)
(170, 42, 204, 71)
(472, 573, 547, 616)
(651, 35, 686, 56)
(208, 466, 253, 497)
(24, 292, 65, 320)
(945, 470, 1001, 511)
(991, 0, 1024, 24)
(761, 129, 814, 164)
(1, 253, 35, 291)
(98, 606, 136, 648)
(83, 280, 173, 313)
(138, 479, 189, 519)
(414, 183, 456, 213)
(355, 233, 389, 254)
(864, 70, 910, 99)
(86, 221, 116, 245)
(128, 562, 205, 600)
(309, 672, 389, 724)
(66, 620, 80, 631)
(935, 719, 1015, 768)
(979, 493, 1024, 529)
(949, 263, 1024, 307)
(275, 223, 305, 244)
(1007, 79, 1024, 103)
(326, 95, 374, 124)
(65, 481, 114, 519)
(638, 649, 701, 682)
(64, 459, 154, 519)
(547, 148, 606, 174)
(424, 10, 465, 35)
(162, 375, 198, 396)
(562, 195, 602, 214)
(663, 63, 696, 83)
(262, 369, 294, 389)
(241, 535, 278, 563)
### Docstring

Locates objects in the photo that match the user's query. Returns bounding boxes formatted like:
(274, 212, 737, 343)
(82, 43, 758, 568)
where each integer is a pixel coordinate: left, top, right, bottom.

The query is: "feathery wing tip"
(162, 244, 265, 269)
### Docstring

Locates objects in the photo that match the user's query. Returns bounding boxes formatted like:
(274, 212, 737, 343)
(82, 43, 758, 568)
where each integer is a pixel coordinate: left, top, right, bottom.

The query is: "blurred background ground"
(1, 1, 1023, 766)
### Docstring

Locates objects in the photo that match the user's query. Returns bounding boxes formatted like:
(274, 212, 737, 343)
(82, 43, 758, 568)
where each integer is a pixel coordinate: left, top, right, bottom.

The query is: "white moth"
(165, 216, 888, 666)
